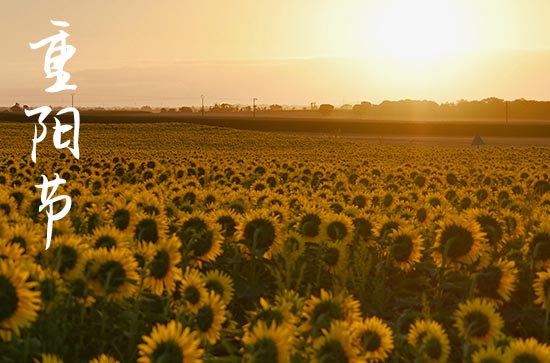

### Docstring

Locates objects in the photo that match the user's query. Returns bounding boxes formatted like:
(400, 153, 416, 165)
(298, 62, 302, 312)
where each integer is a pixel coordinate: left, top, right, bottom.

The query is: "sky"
(1, 0, 549, 107)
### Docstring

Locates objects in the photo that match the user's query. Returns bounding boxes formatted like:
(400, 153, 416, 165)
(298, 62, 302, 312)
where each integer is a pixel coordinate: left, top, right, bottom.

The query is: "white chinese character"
(29, 20, 77, 93)
(35, 174, 72, 250)
(25, 106, 80, 162)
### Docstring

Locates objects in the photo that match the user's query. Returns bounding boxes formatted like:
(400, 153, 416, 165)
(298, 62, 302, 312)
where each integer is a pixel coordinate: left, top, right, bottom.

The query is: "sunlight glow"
(368, 0, 475, 61)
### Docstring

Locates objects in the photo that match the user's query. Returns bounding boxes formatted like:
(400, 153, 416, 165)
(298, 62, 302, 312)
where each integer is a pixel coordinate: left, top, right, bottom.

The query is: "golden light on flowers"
(88, 354, 121, 363)
(179, 267, 208, 314)
(0, 259, 41, 342)
(236, 209, 282, 258)
(297, 207, 325, 242)
(319, 213, 354, 245)
(302, 289, 361, 337)
(144, 236, 183, 295)
(533, 270, 550, 309)
(42, 235, 88, 280)
(33, 353, 64, 363)
(311, 321, 364, 363)
(88, 225, 130, 251)
(193, 291, 227, 345)
(407, 319, 450, 363)
(87, 247, 139, 301)
(528, 223, 550, 268)
(203, 269, 234, 305)
(244, 297, 298, 340)
(432, 216, 486, 267)
(474, 259, 517, 304)
(4, 223, 41, 257)
(0, 237, 26, 261)
(176, 213, 223, 266)
(242, 321, 292, 363)
(132, 212, 168, 244)
(503, 337, 550, 363)
(387, 227, 424, 272)
(320, 240, 348, 273)
(454, 298, 504, 346)
(106, 198, 137, 232)
(137, 320, 204, 363)
(471, 345, 504, 363)
(353, 316, 394, 362)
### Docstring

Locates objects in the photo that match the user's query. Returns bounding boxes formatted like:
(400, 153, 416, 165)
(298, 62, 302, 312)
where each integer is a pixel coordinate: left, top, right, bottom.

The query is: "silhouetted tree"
(319, 104, 334, 116)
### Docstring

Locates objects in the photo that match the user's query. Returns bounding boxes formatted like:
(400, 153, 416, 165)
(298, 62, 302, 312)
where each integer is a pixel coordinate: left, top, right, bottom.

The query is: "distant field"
(2, 111, 550, 140)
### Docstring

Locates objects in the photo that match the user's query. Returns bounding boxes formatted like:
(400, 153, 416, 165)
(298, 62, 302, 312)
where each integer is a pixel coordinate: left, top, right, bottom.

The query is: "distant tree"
(140, 105, 153, 112)
(9, 102, 22, 112)
(178, 106, 193, 113)
(269, 104, 283, 111)
(319, 104, 335, 116)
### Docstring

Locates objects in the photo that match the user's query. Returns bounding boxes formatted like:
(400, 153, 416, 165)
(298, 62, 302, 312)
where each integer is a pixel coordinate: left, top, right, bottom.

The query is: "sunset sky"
(1, 0, 549, 107)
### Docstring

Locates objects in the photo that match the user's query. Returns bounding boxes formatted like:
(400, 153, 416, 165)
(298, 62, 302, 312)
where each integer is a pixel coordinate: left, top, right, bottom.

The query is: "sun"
(368, 0, 473, 61)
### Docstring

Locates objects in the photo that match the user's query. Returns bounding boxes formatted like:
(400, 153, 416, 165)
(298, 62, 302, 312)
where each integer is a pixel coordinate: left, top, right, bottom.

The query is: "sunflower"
(296, 207, 325, 242)
(454, 298, 504, 346)
(0, 259, 41, 342)
(137, 320, 204, 363)
(0, 237, 26, 261)
(193, 291, 227, 345)
(3, 222, 42, 257)
(131, 190, 167, 217)
(351, 213, 378, 244)
(42, 235, 88, 280)
(474, 259, 517, 304)
(106, 197, 138, 232)
(387, 227, 424, 272)
(500, 210, 524, 241)
(88, 225, 130, 251)
(32, 353, 64, 363)
(302, 289, 362, 337)
(242, 321, 292, 363)
(318, 240, 347, 273)
(209, 208, 240, 240)
(375, 215, 407, 241)
(244, 297, 299, 340)
(353, 316, 394, 362)
(533, 270, 550, 309)
(175, 212, 223, 266)
(527, 222, 550, 268)
(407, 319, 450, 363)
(143, 236, 183, 295)
(471, 345, 504, 363)
(432, 216, 487, 268)
(319, 213, 354, 246)
(203, 269, 234, 305)
(87, 247, 139, 301)
(0, 190, 19, 218)
(132, 212, 169, 244)
(503, 337, 550, 363)
(311, 321, 363, 363)
(89, 354, 121, 363)
(179, 267, 208, 314)
(465, 209, 505, 252)
(236, 209, 282, 259)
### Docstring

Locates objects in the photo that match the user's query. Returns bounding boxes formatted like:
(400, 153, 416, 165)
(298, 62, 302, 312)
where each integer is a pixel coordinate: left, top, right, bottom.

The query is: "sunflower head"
(137, 320, 204, 363)
(454, 298, 503, 346)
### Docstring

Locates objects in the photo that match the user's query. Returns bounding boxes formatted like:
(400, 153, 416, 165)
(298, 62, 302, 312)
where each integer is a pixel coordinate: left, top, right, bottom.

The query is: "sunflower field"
(1, 122, 550, 363)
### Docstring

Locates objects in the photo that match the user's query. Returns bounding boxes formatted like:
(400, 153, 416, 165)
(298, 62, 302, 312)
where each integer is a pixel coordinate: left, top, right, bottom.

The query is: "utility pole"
(201, 95, 205, 117)
(253, 98, 258, 118)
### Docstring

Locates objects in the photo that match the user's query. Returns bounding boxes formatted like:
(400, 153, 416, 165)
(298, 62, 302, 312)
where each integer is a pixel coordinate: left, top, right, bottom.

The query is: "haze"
(1, 0, 549, 107)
